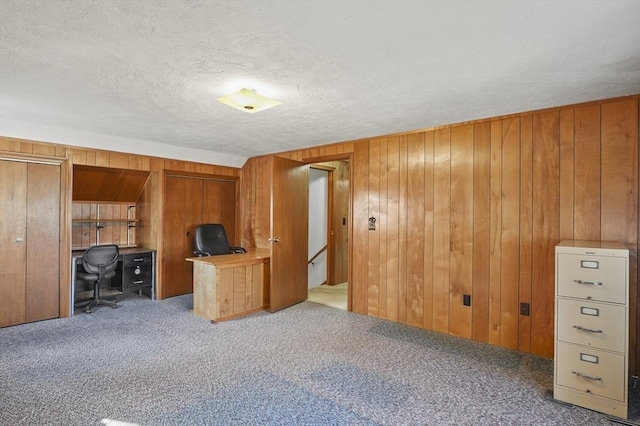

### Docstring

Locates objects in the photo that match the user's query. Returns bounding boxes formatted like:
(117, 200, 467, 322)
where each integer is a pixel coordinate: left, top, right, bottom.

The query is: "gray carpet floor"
(0, 293, 621, 425)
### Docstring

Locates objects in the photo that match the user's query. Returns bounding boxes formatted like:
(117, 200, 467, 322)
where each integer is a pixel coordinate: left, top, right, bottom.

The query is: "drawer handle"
(133, 258, 145, 262)
(133, 280, 144, 284)
(573, 279, 602, 286)
(572, 325, 602, 334)
(572, 371, 602, 381)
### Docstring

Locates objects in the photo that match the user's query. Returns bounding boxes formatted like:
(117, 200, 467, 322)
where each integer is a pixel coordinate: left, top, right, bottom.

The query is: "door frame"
(308, 164, 334, 287)
(302, 153, 353, 311)
(0, 150, 71, 318)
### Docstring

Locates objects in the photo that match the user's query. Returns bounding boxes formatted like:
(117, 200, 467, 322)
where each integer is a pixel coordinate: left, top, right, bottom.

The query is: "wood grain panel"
(601, 99, 639, 372)
(351, 142, 369, 314)
(601, 99, 638, 245)
(73, 165, 150, 202)
(0, 160, 27, 327)
(162, 176, 204, 297)
(203, 179, 237, 244)
(489, 120, 502, 346)
(233, 266, 247, 314)
(368, 139, 381, 317)
(518, 115, 534, 353)
(406, 133, 425, 327)
(269, 157, 308, 312)
(398, 136, 408, 324)
(423, 131, 435, 329)
(500, 118, 520, 349)
(328, 160, 349, 285)
(559, 109, 575, 241)
(531, 111, 560, 358)
(386, 137, 400, 322)
(472, 122, 491, 342)
(378, 138, 388, 319)
(573, 104, 601, 241)
(433, 128, 451, 333)
(218, 267, 233, 318)
(449, 124, 473, 339)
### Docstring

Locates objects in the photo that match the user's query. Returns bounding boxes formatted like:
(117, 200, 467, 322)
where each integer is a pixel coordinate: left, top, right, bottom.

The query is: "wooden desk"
(186, 248, 270, 322)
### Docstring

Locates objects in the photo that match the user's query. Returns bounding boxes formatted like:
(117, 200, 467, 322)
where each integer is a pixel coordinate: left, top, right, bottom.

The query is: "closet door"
(0, 160, 60, 327)
(163, 176, 203, 298)
(203, 179, 237, 244)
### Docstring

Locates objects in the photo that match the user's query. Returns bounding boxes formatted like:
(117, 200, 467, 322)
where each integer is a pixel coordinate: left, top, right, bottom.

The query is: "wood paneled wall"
(350, 97, 638, 363)
(268, 95, 640, 371)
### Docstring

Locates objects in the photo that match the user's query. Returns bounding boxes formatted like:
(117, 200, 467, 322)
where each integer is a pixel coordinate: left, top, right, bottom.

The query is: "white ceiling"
(1, 0, 639, 167)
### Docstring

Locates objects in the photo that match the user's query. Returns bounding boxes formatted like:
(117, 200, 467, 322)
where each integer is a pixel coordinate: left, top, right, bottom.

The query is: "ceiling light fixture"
(216, 88, 282, 113)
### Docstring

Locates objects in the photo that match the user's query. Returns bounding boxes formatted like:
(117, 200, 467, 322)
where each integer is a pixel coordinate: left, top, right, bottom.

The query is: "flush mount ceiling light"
(216, 88, 282, 113)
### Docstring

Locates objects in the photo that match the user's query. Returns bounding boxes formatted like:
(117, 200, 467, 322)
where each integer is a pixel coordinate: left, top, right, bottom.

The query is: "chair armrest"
(193, 250, 211, 257)
(230, 246, 247, 253)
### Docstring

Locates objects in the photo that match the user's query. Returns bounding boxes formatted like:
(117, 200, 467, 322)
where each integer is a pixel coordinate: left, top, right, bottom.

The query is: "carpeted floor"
(0, 293, 626, 425)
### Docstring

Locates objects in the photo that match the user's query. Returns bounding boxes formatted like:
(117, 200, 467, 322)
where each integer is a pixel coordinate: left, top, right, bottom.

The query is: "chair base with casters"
(76, 244, 120, 313)
(74, 279, 118, 313)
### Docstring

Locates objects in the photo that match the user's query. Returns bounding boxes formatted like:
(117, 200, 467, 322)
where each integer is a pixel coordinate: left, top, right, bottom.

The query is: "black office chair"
(193, 224, 246, 256)
(76, 244, 119, 313)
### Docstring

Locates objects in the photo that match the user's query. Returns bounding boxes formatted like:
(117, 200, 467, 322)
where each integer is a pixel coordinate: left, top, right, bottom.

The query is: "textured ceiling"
(1, 0, 639, 167)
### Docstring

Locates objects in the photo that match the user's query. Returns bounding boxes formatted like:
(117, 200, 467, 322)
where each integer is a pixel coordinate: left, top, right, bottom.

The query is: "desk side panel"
(217, 268, 234, 318)
(193, 262, 218, 321)
(233, 266, 248, 314)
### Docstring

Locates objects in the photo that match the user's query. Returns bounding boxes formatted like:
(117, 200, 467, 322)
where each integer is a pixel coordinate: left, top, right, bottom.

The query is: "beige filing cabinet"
(554, 240, 629, 419)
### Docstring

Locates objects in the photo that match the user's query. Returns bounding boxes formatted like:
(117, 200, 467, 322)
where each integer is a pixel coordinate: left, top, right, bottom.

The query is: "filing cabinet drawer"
(556, 341, 625, 401)
(556, 298, 626, 352)
(123, 264, 152, 289)
(557, 254, 626, 303)
(123, 253, 153, 266)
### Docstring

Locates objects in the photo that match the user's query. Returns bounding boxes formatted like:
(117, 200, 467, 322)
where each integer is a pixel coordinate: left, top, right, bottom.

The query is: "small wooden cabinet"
(554, 240, 629, 419)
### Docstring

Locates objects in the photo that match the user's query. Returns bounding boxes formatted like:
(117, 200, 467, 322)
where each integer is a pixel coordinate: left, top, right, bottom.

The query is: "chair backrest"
(81, 244, 119, 279)
(194, 224, 232, 256)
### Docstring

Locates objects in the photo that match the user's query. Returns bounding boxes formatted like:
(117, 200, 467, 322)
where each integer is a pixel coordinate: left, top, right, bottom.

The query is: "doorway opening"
(306, 159, 350, 310)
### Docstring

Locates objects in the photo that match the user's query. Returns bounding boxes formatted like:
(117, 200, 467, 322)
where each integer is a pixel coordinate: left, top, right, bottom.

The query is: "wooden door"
(203, 179, 237, 245)
(163, 176, 203, 297)
(269, 157, 309, 312)
(1, 160, 60, 327)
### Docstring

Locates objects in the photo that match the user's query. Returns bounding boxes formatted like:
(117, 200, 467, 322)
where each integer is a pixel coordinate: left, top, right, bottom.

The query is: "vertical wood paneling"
(406, 133, 425, 327)
(433, 128, 451, 333)
(233, 266, 247, 314)
(351, 141, 369, 315)
(574, 105, 601, 241)
(449, 124, 473, 338)
(500, 118, 520, 349)
(531, 111, 560, 358)
(601, 99, 638, 245)
(386, 137, 400, 322)
(518, 115, 534, 353)
(559, 109, 575, 241)
(378, 138, 388, 319)
(489, 120, 502, 346)
(25, 163, 60, 322)
(601, 99, 638, 372)
(398, 136, 408, 324)
(423, 131, 435, 329)
(472, 122, 491, 343)
(368, 139, 381, 317)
